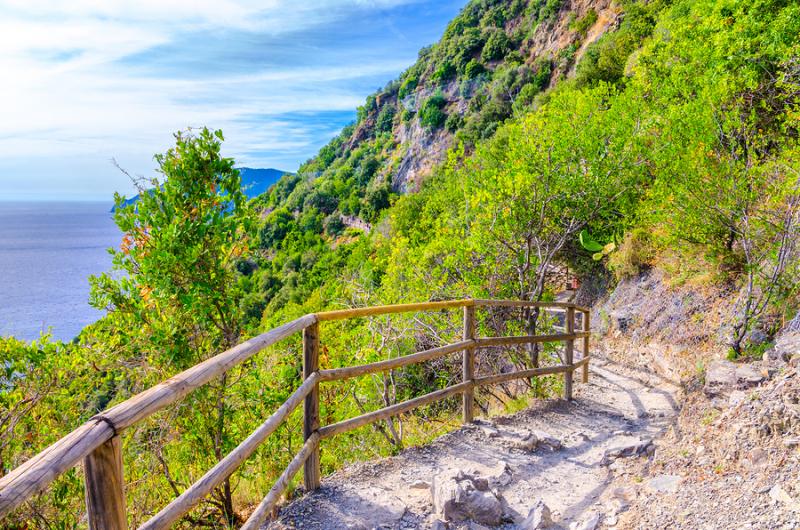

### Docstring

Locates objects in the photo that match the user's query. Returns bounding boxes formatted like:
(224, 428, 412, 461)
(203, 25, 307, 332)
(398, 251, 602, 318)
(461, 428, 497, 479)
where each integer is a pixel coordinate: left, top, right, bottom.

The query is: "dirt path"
(266, 356, 682, 529)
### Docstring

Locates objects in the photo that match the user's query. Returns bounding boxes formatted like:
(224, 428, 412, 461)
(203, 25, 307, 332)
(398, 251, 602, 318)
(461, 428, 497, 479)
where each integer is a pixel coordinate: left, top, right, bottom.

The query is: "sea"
(0, 202, 120, 342)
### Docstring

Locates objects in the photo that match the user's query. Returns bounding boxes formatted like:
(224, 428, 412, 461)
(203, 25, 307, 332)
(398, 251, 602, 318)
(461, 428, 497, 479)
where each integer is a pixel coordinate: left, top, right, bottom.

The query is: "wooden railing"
(0, 299, 591, 529)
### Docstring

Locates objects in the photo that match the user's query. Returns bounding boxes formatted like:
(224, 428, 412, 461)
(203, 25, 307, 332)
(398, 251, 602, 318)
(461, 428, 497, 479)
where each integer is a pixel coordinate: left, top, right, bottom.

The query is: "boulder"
(431, 471, 504, 526)
(531, 430, 563, 451)
(431, 519, 449, 530)
(519, 500, 553, 529)
(704, 360, 764, 396)
(747, 328, 769, 346)
(768, 485, 799, 510)
(728, 390, 747, 407)
(734, 364, 765, 385)
(704, 360, 737, 395)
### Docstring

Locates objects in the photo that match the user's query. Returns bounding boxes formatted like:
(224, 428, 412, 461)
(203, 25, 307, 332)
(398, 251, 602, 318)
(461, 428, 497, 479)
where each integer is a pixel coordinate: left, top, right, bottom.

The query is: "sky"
(0, 0, 465, 201)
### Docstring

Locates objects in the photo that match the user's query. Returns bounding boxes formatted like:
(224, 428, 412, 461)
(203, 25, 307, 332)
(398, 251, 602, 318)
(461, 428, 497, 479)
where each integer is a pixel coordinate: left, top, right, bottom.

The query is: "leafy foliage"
(5, 0, 800, 526)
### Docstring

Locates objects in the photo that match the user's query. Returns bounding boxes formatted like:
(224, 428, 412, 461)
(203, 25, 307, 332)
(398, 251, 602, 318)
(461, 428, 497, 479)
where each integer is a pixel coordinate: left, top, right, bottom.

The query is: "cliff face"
(373, 0, 620, 192)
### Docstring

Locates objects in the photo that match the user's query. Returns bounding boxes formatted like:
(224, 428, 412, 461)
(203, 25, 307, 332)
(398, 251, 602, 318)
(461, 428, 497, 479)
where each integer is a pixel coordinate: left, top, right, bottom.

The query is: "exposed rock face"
(594, 269, 738, 382)
(765, 314, 800, 365)
(703, 360, 765, 396)
(431, 470, 504, 526)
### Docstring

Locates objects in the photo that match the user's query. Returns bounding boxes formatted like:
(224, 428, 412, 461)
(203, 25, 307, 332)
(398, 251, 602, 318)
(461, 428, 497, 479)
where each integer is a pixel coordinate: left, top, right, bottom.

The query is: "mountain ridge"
(111, 167, 287, 212)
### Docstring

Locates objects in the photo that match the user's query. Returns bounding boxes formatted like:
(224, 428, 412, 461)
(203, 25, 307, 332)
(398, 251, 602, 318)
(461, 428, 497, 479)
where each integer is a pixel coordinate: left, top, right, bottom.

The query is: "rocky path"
(266, 356, 681, 530)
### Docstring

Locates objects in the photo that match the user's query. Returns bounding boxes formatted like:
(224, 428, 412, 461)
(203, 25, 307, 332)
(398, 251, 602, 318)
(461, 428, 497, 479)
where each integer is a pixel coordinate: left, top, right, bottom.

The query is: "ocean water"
(0, 202, 119, 342)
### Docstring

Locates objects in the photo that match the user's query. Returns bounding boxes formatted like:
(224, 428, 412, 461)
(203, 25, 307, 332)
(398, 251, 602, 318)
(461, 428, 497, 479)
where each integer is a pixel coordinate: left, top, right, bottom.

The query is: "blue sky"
(0, 0, 465, 201)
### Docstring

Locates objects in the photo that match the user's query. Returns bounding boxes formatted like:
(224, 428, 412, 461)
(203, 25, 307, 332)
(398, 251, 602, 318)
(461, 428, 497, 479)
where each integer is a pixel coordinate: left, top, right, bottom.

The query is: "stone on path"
(646, 474, 682, 494)
(519, 500, 553, 529)
(431, 470, 504, 526)
(600, 437, 654, 465)
(569, 510, 600, 530)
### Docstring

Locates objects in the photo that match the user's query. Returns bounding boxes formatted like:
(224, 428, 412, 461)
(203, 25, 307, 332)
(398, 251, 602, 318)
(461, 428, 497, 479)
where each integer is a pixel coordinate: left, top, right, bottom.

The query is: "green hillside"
(2, 0, 798, 526)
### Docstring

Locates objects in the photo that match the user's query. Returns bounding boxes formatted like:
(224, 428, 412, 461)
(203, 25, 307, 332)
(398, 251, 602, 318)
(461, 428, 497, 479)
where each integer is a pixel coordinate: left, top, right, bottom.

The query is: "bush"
(445, 113, 465, 132)
(431, 61, 456, 83)
(419, 92, 448, 129)
(363, 183, 393, 222)
(464, 59, 485, 79)
(355, 156, 380, 186)
(375, 105, 396, 133)
(481, 29, 510, 62)
(356, 95, 377, 123)
(324, 214, 346, 237)
(512, 83, 540, 114)
(399, 75, 418, 99)
(540, 0, 563, 21)
(570, 9, 598, 36)
(303, 188, 338, 215)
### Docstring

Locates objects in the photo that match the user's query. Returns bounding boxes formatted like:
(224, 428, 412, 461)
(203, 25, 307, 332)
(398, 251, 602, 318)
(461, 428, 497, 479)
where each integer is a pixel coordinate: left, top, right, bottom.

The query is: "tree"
(649, 98, 800, 355)
(90, 128, 255, 523)
(464, 85, 644, 364)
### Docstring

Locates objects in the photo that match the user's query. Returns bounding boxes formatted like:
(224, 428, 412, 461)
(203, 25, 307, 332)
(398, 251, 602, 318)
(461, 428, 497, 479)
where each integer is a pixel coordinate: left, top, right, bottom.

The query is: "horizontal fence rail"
(0, 299, 591, 529)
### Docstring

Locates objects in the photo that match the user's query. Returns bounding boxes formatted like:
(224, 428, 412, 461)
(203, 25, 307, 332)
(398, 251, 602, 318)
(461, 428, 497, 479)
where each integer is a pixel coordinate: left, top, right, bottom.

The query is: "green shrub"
(540, 0, 563, 21)
(324, 214, 346, 237)
(375, 105, 396, 133)
(464, 59, 485, 79)
(445, 113, 465, 132)
(356, 95, 377, 123)
(432, 61, 457, 83)
(399, 76, 418, 99)
(570, 9, 598, 36)
(363, 182, 393, 222)
(481, 29, 510, 62)
(419, 92, 448, 129)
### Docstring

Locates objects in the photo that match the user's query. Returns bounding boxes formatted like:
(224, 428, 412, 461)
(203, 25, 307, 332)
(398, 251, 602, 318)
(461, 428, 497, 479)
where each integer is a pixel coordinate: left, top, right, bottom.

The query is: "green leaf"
(579, 229, 604, 252)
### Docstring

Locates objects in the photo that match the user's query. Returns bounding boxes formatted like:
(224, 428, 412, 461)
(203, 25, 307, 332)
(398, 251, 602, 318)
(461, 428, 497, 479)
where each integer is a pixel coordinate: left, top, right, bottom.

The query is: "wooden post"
(303, 322, 321, 492)
(564, 307, 574, 401)
(582, 310, 590, 383)
(84, 435, 127, 530)
(462, 305, 476, 424)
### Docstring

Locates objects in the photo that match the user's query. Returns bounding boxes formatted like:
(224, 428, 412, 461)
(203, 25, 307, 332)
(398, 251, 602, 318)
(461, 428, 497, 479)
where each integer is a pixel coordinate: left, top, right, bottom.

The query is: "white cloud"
(0, 0, 430, 200)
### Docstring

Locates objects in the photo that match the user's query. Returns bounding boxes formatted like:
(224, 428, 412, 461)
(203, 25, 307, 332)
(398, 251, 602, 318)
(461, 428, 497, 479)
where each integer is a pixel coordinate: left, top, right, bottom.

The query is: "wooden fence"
(0, 299, 591, 529)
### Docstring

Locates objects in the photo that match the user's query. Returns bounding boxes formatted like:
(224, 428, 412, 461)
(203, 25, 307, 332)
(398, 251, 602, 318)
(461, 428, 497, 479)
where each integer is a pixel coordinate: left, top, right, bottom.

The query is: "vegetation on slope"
(3, 0, 799, 527)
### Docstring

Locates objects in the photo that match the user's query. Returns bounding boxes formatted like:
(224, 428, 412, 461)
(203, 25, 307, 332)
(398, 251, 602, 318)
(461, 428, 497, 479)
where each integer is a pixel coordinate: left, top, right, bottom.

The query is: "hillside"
(246, 0, 663, 326)
(2, 0, 798, 528)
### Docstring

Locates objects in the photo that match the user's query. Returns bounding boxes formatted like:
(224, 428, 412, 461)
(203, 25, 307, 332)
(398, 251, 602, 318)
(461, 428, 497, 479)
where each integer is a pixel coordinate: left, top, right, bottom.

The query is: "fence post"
(462, 305, 476, 423)
(84, 435, 127, 530)
(582, 310, 590, 383)
(303, 322, 321, 491)
(564, 306, 574, 401)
